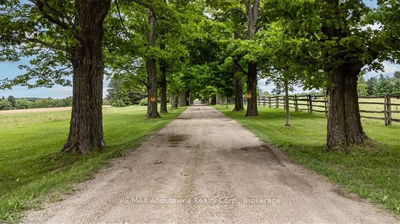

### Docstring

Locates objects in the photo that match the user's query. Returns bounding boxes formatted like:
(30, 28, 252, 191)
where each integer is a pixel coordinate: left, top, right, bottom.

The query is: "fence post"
(307, 95, 313, 114)
(388, 96, 392, 125)
(384, 95, 388, 125)
(276, 96, 279, 108)
(384, 95, 392, 126)
(294, 95, 298, 112)
(324, 95, 328, 117)
(269, 97, 272, 108)
(262, 96, 266, 107)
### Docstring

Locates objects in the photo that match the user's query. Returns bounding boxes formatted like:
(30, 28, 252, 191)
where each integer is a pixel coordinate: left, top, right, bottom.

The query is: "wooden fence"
(246, 95, 400, 126)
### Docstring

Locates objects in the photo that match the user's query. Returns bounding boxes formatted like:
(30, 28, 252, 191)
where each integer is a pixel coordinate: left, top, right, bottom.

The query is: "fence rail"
(247, 94, 400, 126)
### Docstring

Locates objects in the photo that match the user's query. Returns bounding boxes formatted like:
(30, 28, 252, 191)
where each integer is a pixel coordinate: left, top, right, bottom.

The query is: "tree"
(321, 0, 368, 149)
(1, 0, 111, 154)
(0, 98, 12, 110)
(374, 74, 395, 96)
(377, 0, 400, 61)
(394, 72, 400, 94)
(357, 75, 368, 96)
(159, 31, 168, 113)
(233, 71, 245, 111)
(145, 8, 160, 118)
(15, 99, 32, 109)
(258, 20, 304, 127)
(63, 0, 111, 153)
(206, 1, 246, 111)
(363, 73, 400, 96)
(266, 73, 295, 127)
(366, 77, 378, 96)
(107, 76, 146, 106)
(244, 0, 260, 117)
(264, 0, 396, 149)
(7, 95, 16, 108)
(110, 0, 189, 117)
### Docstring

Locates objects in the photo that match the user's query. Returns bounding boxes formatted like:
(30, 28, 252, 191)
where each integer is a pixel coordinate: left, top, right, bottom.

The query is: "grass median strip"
(0, 106, 185, 222)
(215, 105, 400, 216)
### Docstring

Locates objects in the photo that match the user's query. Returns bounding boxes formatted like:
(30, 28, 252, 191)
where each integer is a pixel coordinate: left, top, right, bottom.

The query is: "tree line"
(359, 72, 400, 96)
(0, 96, 72, 110)
(1, 0, 399, 154)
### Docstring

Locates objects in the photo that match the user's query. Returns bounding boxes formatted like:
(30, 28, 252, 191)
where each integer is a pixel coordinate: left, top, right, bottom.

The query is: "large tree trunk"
(62, 0, 111, 154)
(146, 9, 160, 118)
(284, 79, 291, 127)
(210, 95, 216, 105)
(233, 73, 244, 111)
(327, 62, 367, 150)
(246, 62, 258, 117)
(185, 91, 190, 105)
(245, 0, 260, 117)
(179, 91, 188, 107)
(159, 59, 168, 113)
(159, 30, 168, 113)
(322, 0, 367, 149)
(189, 92, 194, 105)
(171, 95, 179, 108)
(216, 93, 223, 105)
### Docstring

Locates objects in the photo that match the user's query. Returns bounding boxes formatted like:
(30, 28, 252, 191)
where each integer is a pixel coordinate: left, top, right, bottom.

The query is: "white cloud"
(365, 61, 400, 79)
(360, 23, 382, 31)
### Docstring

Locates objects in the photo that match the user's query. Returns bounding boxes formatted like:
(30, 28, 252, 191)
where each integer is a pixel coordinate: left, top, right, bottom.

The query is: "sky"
(0, 0, 396, 99)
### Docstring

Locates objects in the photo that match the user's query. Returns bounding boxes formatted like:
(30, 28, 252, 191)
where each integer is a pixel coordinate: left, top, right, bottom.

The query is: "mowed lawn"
(0, 106, 185, 222)
(215, 105, 400, 216)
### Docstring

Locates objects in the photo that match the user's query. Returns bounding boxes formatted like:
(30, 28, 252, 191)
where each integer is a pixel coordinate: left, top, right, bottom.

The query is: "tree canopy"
(1, 0, 399, 152)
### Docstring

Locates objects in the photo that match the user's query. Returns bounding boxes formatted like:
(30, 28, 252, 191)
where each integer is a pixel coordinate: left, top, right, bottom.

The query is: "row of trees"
(105, 78, 146, 107)
(0, 96, 72, 110)
(1, 0, 399, 153)
(359, 72, 400, 96)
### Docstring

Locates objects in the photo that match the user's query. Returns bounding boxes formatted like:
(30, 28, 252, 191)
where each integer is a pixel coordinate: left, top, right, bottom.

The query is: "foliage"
(358, 72, 400, 96)
(0, 0, 75, 89)
(106, 77, 146, 107)
(0, 96, 72, 110)
(0, 98, 12, 110)
(139, 97, 148, 106)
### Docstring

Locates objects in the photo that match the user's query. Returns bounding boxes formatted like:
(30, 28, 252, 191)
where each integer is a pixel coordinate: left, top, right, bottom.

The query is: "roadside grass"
(0, 106, 185, 223)
(215, 105, 400, 216)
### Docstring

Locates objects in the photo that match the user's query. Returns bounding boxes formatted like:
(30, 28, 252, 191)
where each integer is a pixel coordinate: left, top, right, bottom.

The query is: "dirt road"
(23, 106, 398, 224)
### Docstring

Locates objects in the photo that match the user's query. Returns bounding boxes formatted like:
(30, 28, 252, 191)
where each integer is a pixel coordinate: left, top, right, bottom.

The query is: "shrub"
(111, 99, 127, 107)
(139, 98, 148, 106)
(0, 99, 12, 110)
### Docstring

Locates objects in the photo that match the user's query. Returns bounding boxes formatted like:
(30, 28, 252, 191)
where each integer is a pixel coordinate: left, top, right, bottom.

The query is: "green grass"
(215, 105, 400, 216)
(0, 106, 185, 223)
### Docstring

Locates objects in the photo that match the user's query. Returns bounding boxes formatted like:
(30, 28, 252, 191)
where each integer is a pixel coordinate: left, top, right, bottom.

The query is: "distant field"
(215, 105, 400, 216)
(0, 107, 71, 115)
(0, 105, 115, 115)
(0, 106, 185, 222)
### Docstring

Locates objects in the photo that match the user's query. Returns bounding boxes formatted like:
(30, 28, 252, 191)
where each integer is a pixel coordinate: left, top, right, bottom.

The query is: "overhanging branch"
(234, 58, 247, 75)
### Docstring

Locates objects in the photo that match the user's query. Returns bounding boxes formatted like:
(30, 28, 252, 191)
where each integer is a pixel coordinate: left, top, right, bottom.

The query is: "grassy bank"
(0, 106, 185, 222)
(215, 105, 400, 216)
